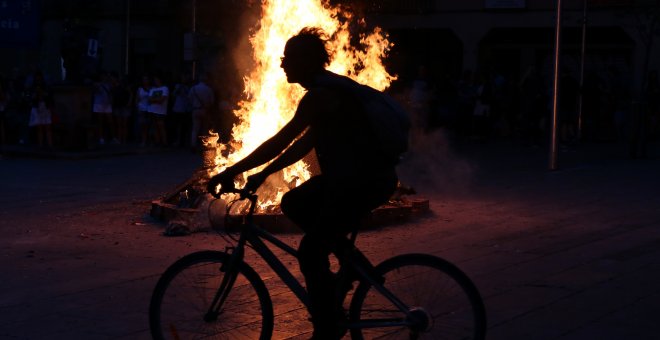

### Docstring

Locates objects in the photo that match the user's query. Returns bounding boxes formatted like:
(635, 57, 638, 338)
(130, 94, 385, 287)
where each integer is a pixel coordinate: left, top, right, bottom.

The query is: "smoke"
(396, 130, 475, 196)
(230, 9, 259, 81)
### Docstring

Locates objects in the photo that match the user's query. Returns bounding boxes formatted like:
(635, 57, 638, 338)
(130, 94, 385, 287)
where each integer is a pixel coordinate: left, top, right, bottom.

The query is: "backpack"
(314, 71, 410, 164)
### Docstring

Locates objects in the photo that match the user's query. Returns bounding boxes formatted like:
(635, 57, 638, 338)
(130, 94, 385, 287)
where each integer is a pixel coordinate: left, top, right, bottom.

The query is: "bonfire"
(151, 0, 427, 235)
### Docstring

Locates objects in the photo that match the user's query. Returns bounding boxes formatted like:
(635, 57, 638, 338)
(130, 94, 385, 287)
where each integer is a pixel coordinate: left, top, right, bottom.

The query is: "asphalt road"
(1, 139, 659, 339)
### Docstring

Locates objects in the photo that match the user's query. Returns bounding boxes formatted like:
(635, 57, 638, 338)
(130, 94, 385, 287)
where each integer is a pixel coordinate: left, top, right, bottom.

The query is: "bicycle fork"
(204, 243, 245, 322)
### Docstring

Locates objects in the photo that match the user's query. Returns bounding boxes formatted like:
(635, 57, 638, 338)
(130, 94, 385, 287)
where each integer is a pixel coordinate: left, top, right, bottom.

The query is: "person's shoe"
(308, 321, 347, 340)
(336, 268, 358, 294)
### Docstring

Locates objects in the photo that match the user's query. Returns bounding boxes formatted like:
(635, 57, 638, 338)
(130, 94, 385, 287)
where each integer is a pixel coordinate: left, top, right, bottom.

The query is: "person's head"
(280, 27, 330, 85)
(141, 74, 151, 87)
(153, 74, 163, 87)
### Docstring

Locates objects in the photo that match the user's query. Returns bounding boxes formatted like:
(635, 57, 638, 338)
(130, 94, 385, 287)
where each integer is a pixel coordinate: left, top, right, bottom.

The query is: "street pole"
(577, 0, 587, 141)
(192, 0, 197, 80)
(125, 0, 131, 76)
(550, 0, 562, 171)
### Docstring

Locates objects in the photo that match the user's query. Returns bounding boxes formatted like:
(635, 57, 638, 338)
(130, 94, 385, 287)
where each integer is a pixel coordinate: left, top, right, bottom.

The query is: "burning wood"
(150, 178, 429, 235)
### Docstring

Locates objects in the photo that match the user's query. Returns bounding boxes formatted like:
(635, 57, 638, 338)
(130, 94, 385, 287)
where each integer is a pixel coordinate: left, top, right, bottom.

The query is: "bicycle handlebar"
(213, 183, 258, 206)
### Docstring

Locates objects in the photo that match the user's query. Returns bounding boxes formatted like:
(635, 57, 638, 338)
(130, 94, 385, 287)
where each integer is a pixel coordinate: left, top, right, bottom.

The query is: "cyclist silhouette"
(207, 27, 398, 340)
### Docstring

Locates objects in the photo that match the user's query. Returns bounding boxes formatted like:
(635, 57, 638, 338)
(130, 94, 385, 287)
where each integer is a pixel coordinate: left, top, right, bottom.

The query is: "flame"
(205, 0, 396, 212)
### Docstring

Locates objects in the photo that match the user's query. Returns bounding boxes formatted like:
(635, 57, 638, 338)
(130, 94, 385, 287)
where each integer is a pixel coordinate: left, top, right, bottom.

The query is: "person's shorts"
(148, 112, 166, 121)
(29, 107, 52, 126)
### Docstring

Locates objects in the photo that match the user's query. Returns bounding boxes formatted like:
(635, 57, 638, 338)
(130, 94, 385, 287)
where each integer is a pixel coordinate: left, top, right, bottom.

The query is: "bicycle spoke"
(150, 251, 273, 340)
(350, 254, 486, 340)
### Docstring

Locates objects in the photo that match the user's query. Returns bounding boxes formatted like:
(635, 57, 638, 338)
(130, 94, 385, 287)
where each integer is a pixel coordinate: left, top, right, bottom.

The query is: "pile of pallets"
(150, 171, 430, 234)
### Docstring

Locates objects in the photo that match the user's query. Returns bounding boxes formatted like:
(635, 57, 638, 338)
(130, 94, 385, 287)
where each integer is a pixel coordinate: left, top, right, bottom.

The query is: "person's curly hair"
(286, 27, 331, 70)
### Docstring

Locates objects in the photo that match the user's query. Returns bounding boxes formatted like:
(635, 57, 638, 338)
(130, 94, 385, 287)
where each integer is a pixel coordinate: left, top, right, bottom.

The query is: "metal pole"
(550, 0, 562, 170)
(192, 0, 197, 80)
(577, 0, 587, 141)
(125, 0, 131, 75)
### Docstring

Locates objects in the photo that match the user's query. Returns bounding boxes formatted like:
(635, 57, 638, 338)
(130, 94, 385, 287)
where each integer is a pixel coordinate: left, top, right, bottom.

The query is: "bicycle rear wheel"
(149, 251, 273, 340)
(349, 253, 486, 340)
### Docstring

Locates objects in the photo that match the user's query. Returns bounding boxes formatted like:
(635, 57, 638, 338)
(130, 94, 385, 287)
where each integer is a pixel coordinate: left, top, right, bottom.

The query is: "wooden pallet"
(151, 197, 430, 234)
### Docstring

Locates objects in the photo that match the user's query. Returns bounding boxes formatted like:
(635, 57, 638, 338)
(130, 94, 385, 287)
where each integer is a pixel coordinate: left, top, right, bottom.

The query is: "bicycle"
(149, 185, 487, 339)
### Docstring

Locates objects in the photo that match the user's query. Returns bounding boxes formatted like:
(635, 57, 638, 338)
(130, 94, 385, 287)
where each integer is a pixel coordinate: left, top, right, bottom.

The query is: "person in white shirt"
(92, 72, 114, 145)
(147, 75, 169, 146)
(136, 75, 151, 147)
(188, 72, 215, 149)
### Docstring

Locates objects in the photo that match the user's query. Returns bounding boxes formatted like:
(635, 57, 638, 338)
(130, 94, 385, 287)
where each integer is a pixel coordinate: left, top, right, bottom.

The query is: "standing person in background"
(188, 72, 215, 151)
(605, 66, 631, 143)
(92, 71, 115, 145)
(644, 70, 660, 141)
(170, 73, 193, 147)
(136, 75, 152, 147)
(111, 73, 133, 145)
(471, 71, 492, 141)
(559, 70, 579, 146)
(456, 69, 477, 138)
(147, 74, 169, 147)
(0, 76, 9, 150)
(519, 66, 545, 147)
(27, 71, 53, 149)
(408, 65, 433, 146)
(8, 68, 28, 145)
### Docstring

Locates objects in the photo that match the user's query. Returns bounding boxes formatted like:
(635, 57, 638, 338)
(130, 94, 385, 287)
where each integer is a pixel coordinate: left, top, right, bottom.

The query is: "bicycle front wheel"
(349, 253, 486, 340)
(149, 251, 273, 340)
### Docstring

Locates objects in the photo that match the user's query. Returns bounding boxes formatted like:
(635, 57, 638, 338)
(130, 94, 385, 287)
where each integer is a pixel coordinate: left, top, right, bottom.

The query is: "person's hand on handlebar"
(245, 172, 267, 194)
(207, 167, 238, 198)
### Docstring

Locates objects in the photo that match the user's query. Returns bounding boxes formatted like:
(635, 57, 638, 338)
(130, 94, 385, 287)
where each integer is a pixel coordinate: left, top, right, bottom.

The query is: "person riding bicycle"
(207, 27, 399, 340)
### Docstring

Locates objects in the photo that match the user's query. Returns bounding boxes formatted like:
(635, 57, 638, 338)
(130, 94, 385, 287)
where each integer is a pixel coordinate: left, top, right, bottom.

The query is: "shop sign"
(0, 0, 39, 48)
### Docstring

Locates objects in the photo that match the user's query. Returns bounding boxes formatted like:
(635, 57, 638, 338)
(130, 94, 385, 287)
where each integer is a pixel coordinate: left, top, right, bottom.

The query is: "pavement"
(1, 136, 659, 339)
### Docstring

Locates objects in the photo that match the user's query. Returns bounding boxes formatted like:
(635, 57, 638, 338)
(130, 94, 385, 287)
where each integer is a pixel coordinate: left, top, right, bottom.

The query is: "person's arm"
(227, 107, 309, 175)
(207, 92, 316, 194)
(243, 131, 314, 192)
(149, 88, 169, 104)
(262, 131, 313, 176)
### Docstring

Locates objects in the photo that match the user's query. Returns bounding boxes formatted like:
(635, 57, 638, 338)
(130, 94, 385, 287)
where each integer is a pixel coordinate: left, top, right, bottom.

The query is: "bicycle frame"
(206, 194, 421, 330)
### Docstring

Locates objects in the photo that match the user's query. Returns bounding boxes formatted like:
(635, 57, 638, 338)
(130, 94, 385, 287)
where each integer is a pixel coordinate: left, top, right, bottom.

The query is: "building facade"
(1, 0, 657, 147)
(2, 0, 656, 92)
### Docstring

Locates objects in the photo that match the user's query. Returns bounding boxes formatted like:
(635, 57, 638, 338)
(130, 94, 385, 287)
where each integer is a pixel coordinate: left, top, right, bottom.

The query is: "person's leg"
(182, 111, 192, 146)
(170, 112, 181, 146)
(114, 112, 127, 144)
(281, 177, 345, 338)
(282, 174, 397, 339)
(36, 125, 43, 147)
(190, 109, 202, 148)
(105, 113, 117, 143)
(298, 232, 345, 339)
(156, 116, 167, 146)
(0, 112, 5, 146)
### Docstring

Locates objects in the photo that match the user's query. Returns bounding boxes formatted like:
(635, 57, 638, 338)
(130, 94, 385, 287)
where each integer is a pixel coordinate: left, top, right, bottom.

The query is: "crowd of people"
(399, 64, 660, 157)
(0, 68, 229, 153)
(88, 70, 226, 151)
(1, 63, 659, 157)
(0, 69, 56, 150)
